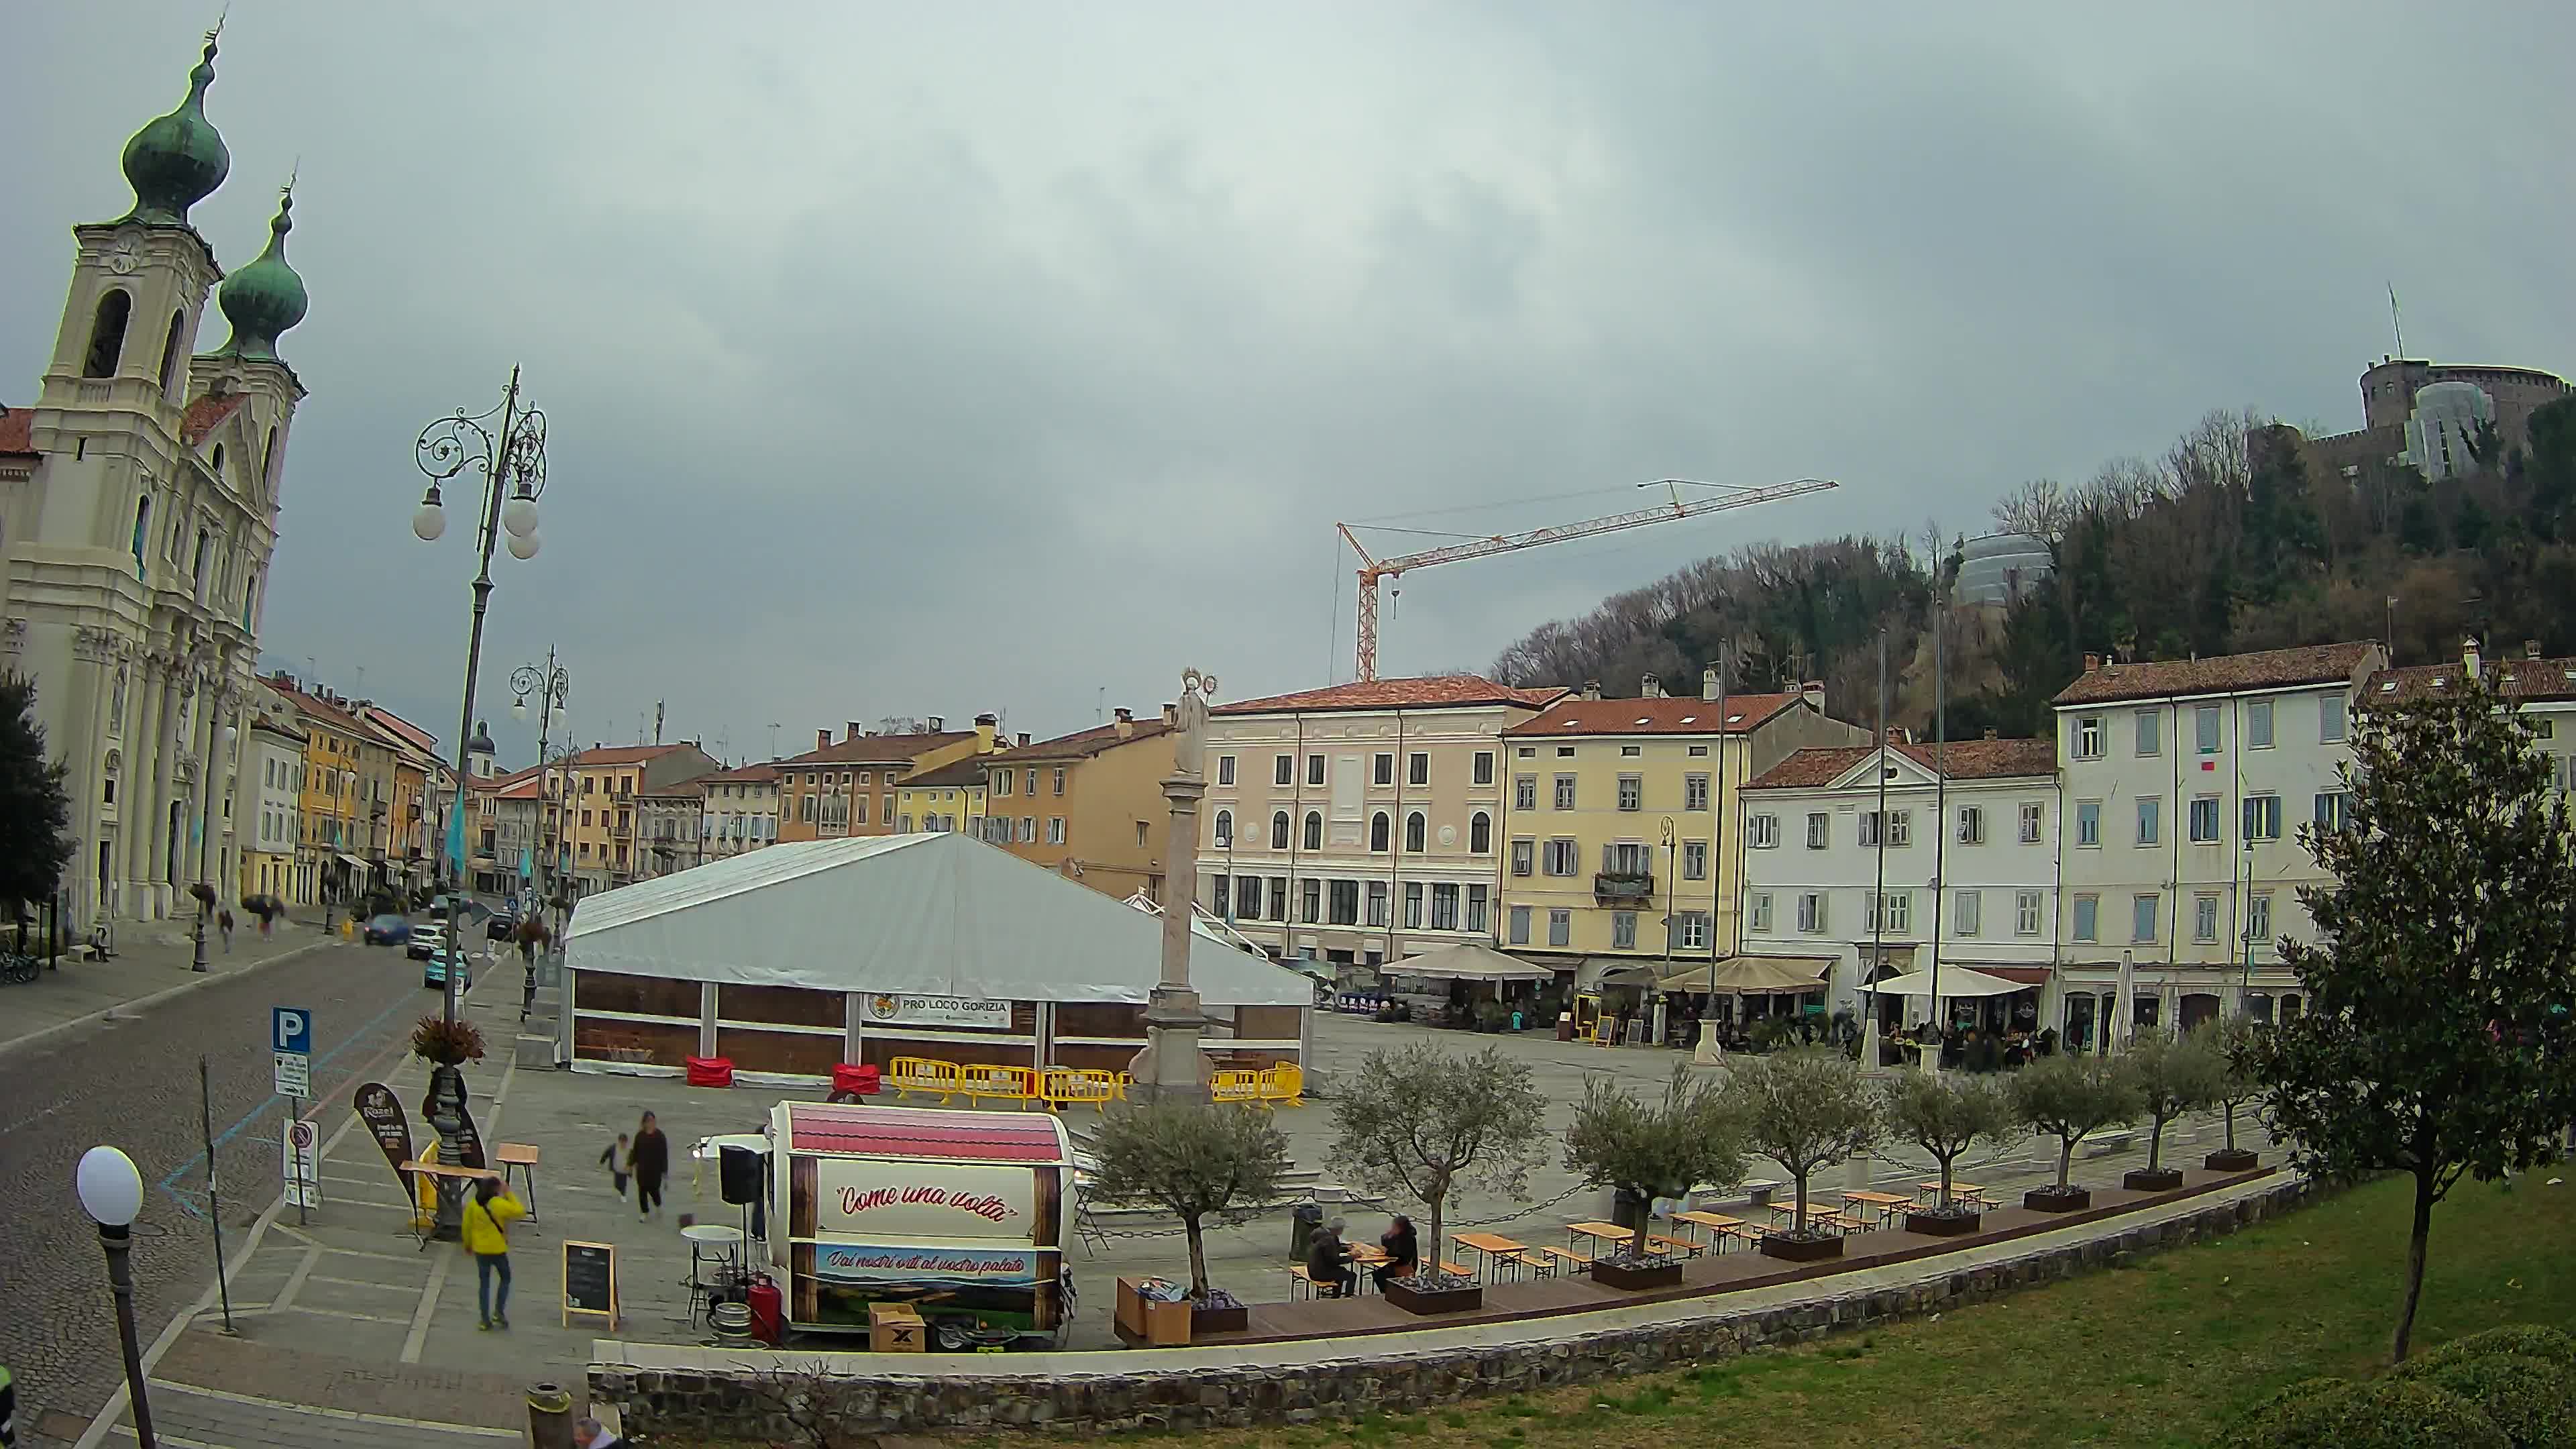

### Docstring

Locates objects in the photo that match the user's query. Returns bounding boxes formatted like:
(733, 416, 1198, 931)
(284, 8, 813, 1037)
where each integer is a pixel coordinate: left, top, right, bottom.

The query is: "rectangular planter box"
(2024, 1186, 2092, 1213)
(1380, 1275, 1484, 1316)
(1191, 1303, 1249, 1336)
(1905, 1208, 1982, 1237)
(1758, 1232, 1843, 1264)
(1589, 1258, 1684, 1291)
(2204, 1148, 2259, 1173)
(2123, 1167, 2185, 1192)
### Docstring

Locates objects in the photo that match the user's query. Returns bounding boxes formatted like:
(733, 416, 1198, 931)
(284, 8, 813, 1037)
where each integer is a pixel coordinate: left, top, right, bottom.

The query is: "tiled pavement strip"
(70, 971, 2284, 1447)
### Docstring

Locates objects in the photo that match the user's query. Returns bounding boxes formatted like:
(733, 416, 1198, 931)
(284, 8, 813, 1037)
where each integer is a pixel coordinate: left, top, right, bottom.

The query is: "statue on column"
(1171, 668, 1217, 778)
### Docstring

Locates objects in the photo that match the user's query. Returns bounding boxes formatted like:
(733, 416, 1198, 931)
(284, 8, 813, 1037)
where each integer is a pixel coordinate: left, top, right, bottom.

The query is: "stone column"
(1135, 669, 1218, 1106)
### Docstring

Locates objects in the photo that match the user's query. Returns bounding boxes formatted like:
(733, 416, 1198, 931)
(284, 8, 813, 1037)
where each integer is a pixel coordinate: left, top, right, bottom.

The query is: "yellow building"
(1497, 677, 1864, 975)
(773, 714, 1000, 844)
(359, 704, 443, 892)
(987, 708, 1176, 901)
(262, 676, 369, 904)
(893, 757, 989, 835)
(555, 742, 721, 897)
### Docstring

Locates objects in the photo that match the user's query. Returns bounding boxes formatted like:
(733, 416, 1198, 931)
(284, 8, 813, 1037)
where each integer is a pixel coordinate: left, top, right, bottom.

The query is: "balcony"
(1593, 871, 1655, 903)
(609, 823, 632, 839)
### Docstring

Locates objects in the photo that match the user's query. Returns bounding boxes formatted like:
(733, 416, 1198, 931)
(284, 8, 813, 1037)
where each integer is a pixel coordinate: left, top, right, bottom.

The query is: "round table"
(682, 1222, 748, 1322)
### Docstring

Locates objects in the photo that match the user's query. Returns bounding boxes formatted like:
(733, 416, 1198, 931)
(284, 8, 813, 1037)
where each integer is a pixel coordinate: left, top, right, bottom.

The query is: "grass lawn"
(927, 1173, 2575, 1449)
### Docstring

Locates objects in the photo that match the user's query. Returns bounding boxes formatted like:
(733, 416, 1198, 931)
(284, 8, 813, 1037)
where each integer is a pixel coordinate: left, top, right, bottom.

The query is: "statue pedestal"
(1132, 987, 1210, 1105)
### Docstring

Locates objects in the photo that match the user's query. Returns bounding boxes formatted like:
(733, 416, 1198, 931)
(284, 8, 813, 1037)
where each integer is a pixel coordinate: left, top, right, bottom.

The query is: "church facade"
(0, 32, 313, 934)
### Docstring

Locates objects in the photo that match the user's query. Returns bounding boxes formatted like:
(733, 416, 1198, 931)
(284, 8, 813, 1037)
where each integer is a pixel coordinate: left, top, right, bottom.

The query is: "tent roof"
(1384, 942, 1556, 983)
(1862, 965, 2025, 998)
(563, 833, 1312, 1006)
(1656, 955, 1832, 996)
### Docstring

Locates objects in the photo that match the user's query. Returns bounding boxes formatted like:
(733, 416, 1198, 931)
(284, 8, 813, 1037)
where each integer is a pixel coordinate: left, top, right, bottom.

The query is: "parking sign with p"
(272, 1006, 313, 1097)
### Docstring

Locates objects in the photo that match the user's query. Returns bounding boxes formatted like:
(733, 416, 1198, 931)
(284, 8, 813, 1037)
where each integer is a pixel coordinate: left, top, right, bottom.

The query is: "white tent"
(564, 832, 1313, 1007)
(1385, 942, 1557, 983)
(1862, 965, 2025, 999)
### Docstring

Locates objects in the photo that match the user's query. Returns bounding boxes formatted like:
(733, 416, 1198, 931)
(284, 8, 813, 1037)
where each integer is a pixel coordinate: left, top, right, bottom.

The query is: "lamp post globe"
(78, 1144, 156, 1446)
(505, 530, 541, 561)
(76, 1144, 143, 1226)
(411, 486, 447, 543)
(501, 489, 539, 539)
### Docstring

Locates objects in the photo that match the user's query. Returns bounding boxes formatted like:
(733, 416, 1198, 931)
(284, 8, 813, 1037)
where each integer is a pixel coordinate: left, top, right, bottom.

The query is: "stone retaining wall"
(594, 1178, 2314, 1440)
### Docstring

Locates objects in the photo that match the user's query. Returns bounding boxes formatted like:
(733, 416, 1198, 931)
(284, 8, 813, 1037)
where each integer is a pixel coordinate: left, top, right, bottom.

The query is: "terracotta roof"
(0, 406, 34, 458)
(1746, 737, 2057, 790)
(493, 775, 542, 801)
(773, 731, 975, 767)
(248, 714, 307, 743)
(564, 743, 693, 767)
(638, 778, 708, 799)
(1503, 693, 1805, 738)
(987, 717, 1172, 761)
(698, 762, 780, 784)
(902, 758, 989, 790)
(1214, 675, 1566, 716)
(2052, 642, 2380, 706)
(262, 676, 364, 735)
(180, 392, 249, 446)
(2367, 652, 2576, 705)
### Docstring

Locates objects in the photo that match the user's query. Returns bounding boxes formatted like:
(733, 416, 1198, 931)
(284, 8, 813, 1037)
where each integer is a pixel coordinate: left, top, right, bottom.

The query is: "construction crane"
(1336, 476, 1839, 682)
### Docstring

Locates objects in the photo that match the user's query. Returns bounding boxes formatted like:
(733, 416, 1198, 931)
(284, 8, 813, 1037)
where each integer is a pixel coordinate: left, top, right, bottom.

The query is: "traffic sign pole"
(271, 1008, 317, 1226)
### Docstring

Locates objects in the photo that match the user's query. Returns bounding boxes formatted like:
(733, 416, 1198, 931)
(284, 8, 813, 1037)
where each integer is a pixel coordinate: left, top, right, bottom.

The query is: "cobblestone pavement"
(0, 921, 500, 1447)
(0, 912, 333, 1056)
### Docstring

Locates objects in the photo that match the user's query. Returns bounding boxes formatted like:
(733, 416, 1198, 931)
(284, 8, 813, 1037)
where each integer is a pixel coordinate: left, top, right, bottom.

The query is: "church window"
(85, 290, 131, 378)
(129, 496, 151, 576)
(157, 310, 186, 394)
(262, 427, 278, 488)
(211, 443, 225, 482)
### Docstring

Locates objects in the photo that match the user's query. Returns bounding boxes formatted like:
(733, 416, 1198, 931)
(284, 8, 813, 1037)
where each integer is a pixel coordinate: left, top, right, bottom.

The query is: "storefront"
(559, 833, 1315, 1083)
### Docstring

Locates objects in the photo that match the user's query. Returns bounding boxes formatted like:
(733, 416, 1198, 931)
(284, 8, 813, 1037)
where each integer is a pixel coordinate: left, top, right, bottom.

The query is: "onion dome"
(211, 189, 308, 362)
(119, 34, 230, 226)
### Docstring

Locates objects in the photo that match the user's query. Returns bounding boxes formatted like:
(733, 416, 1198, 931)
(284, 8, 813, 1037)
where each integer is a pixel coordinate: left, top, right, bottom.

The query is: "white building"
(698, 761, 781, 861)
(1739, 737, 2061, 1036)
(240, 712, 303, 905)
(2051, 641, 2385, 1041)
(0, 35, 311, 932)
(1203, 675, 1564, 975)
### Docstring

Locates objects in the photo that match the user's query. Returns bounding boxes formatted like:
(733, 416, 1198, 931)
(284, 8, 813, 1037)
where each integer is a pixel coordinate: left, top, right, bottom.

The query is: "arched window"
(192, 527, 211, 601)
(1213, 809, 1232, 847)
(241, 569, 258, 629)
(1370, 812, 1389, 852)
(211, 443, 226, 482)
(1405, 811, 1427, 853)
(1303, 810, 1322, 851)
(158, 309, 186, 394)
(85, 290, 132, 378)
(129, 495, 151, 574)
(1270, 810, 1290, 850)
(1470, 811, 1492, 853)
(262, 427, 279, 488)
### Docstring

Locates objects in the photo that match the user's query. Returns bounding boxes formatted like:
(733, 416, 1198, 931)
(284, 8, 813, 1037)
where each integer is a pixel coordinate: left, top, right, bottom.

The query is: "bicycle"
(0, 952, 41, 985)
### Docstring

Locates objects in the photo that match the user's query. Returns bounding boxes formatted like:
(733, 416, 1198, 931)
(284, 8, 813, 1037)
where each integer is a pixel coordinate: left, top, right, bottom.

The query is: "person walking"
(217, 908, 234, 953)
(600, 1132, 632, 1199)
(462, 1173, 527, 1330)
(630, 1111, 670, 1223)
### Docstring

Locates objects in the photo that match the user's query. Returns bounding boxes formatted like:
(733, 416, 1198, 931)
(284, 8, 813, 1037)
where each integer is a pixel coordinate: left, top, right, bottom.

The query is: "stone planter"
(2024, 1185, 2091, 1213)
(1589, 1256, 1684, 1291)
(2123, 1167, 2185, 1192)
(2204, 1148, 2259, 1173)
(1758, 1232, 1844, 1263)
(1380, 1273, 1483, 1316)
(1904, 1208, 1982, 1237)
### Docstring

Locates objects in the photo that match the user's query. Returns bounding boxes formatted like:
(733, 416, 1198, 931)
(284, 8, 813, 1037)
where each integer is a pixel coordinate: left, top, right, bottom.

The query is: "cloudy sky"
(7, 2, 2570, 767)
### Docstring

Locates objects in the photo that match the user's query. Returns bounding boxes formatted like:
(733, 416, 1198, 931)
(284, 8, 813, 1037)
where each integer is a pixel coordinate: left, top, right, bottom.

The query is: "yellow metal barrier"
(885, 1057, 961, 1104)
(1209, 1067, 1266, 1107)
(1258, 1061, 1305, 1108)
(960, 1063, 1037, 1110)
(1039, 1067, 1119, 1114)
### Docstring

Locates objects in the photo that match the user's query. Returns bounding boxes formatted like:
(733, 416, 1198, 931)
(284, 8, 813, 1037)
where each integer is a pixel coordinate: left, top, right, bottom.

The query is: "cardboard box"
(869, 1302, 925, 1353)
(1112, 1277, 1192, 1347)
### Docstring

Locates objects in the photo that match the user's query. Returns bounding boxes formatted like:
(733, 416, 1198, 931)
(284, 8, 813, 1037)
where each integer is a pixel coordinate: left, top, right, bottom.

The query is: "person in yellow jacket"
(462, 1174, 527, 1330)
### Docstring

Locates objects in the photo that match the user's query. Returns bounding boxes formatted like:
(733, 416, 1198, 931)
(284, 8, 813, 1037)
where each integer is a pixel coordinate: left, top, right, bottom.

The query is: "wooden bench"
(1534, 1245, 1591, 1272)
(1644, 1233, 1705, 1259)
(1499, 1250, 1557, 1278)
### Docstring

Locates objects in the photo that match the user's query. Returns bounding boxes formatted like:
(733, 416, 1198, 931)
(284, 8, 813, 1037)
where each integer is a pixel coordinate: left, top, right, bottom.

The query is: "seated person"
(1373, 1214, 1419, 1289)
(1306, 1216, 1357, 1297)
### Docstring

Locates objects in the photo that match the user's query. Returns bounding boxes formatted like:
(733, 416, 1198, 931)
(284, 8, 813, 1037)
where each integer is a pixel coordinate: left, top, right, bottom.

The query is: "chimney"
(1701, 666, 1720, 702)
(1801, 680, 1825, 702)
(1115, 707, 1136, 738)
(2082, 652, 2101, 673)
(2463, 635, 2482, 679)
(974, 712, 997, 751)
(816, 729, 830, 752)
(1016, 732, 1031, 747)
(1582, 680, 1603, 701)
(1640, 673, 1664, 698)
(927, 716, 945, 733)
(2526, 639, 2542, 661)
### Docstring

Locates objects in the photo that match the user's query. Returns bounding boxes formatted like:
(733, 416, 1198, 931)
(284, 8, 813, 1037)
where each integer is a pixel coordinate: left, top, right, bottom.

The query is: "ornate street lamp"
(76, 1145, 156, 1448)
(511, 649, 570, 929)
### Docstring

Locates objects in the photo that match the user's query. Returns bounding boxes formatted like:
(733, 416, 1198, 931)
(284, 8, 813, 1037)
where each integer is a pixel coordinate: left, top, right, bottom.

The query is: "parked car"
(362, 914, 411, 947)
(407, 920, 444, 962)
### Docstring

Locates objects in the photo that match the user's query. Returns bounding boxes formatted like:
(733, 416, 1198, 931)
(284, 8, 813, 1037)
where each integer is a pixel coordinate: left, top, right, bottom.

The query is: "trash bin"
(1289, 1200, 1323, 1260)
(1610, 1187, 1649, 1231)
(1556, 1012, 1574, 1042)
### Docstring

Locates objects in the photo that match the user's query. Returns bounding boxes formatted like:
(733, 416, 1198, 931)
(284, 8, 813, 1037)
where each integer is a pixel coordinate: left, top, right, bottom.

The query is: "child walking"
(599, 1132, 631, 1198)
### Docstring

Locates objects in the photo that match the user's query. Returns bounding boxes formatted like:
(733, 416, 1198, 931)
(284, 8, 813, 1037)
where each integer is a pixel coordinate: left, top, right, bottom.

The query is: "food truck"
(763, 1099, 1076, 1350)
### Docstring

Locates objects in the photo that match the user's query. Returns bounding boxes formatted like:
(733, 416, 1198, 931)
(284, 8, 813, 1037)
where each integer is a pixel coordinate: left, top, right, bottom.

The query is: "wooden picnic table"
(1566, 1221, 1632, 1258)
(1917, 1181, 1994, 1205)
(1840, 1189, 1913, 1224)
(1452, 1232, 1529, 1279)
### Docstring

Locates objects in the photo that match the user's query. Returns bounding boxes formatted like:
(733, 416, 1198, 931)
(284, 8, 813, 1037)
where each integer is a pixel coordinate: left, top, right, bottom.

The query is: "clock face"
(107, 240, 142, 275)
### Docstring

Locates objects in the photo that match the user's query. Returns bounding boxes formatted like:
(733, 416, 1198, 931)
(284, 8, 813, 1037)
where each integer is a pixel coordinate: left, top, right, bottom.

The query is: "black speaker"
(719, 1145, 761, 1206)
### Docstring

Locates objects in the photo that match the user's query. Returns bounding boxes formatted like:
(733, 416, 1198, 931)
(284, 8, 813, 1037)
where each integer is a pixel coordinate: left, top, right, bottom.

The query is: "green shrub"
(2410, 1324, 2576, 1373)
(2210, 1377, 2508, 1449)
(2400, 1356, 2575, 1448)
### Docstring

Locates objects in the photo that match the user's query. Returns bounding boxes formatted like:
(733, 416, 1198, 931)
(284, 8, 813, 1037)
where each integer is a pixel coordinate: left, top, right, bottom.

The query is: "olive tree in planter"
(1329, 1043, 1548, 1314)
(1086, 1099, 1289, 1333)
(1562, 1065, 1746, 1289)
(2120, 1028, 2227, 1191)
(2010, 1053, 2139, 1212)
(1879, 1069, 2012, 1236)
(2198, 1016, 2265, 1172)
(1724, 1049, 1882, 1263)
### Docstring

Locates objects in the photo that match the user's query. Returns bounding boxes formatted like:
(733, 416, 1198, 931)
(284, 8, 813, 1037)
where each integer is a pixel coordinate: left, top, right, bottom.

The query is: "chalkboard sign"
(561, 1240, 618, 1329)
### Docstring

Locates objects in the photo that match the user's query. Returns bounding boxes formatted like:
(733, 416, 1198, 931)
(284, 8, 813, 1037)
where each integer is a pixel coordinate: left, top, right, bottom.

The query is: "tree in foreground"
(1328, 1044, 1548, 1284)
(2119, 1028, 2228, 1182)
(0, 674, 74, 924)
(1722, 1049, 1882, 1235)
(1878, 1069, 2012, 1214)
(1562, 1065, 1748, 1260)
(2252, 674, 2576, 1363)
(1085, 1099, 1290, 1301)
(2010, 1053, 2139, 1202)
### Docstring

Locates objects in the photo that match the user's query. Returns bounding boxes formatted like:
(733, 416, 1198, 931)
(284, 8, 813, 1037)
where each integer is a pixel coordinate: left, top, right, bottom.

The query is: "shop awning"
(1962, 964, 2052, 986)
(1657, 955, 1833, 996)
(334, 853, 370, 871)
(1864, 966, 2026, 998)
(1385, 942, 1556, 983)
